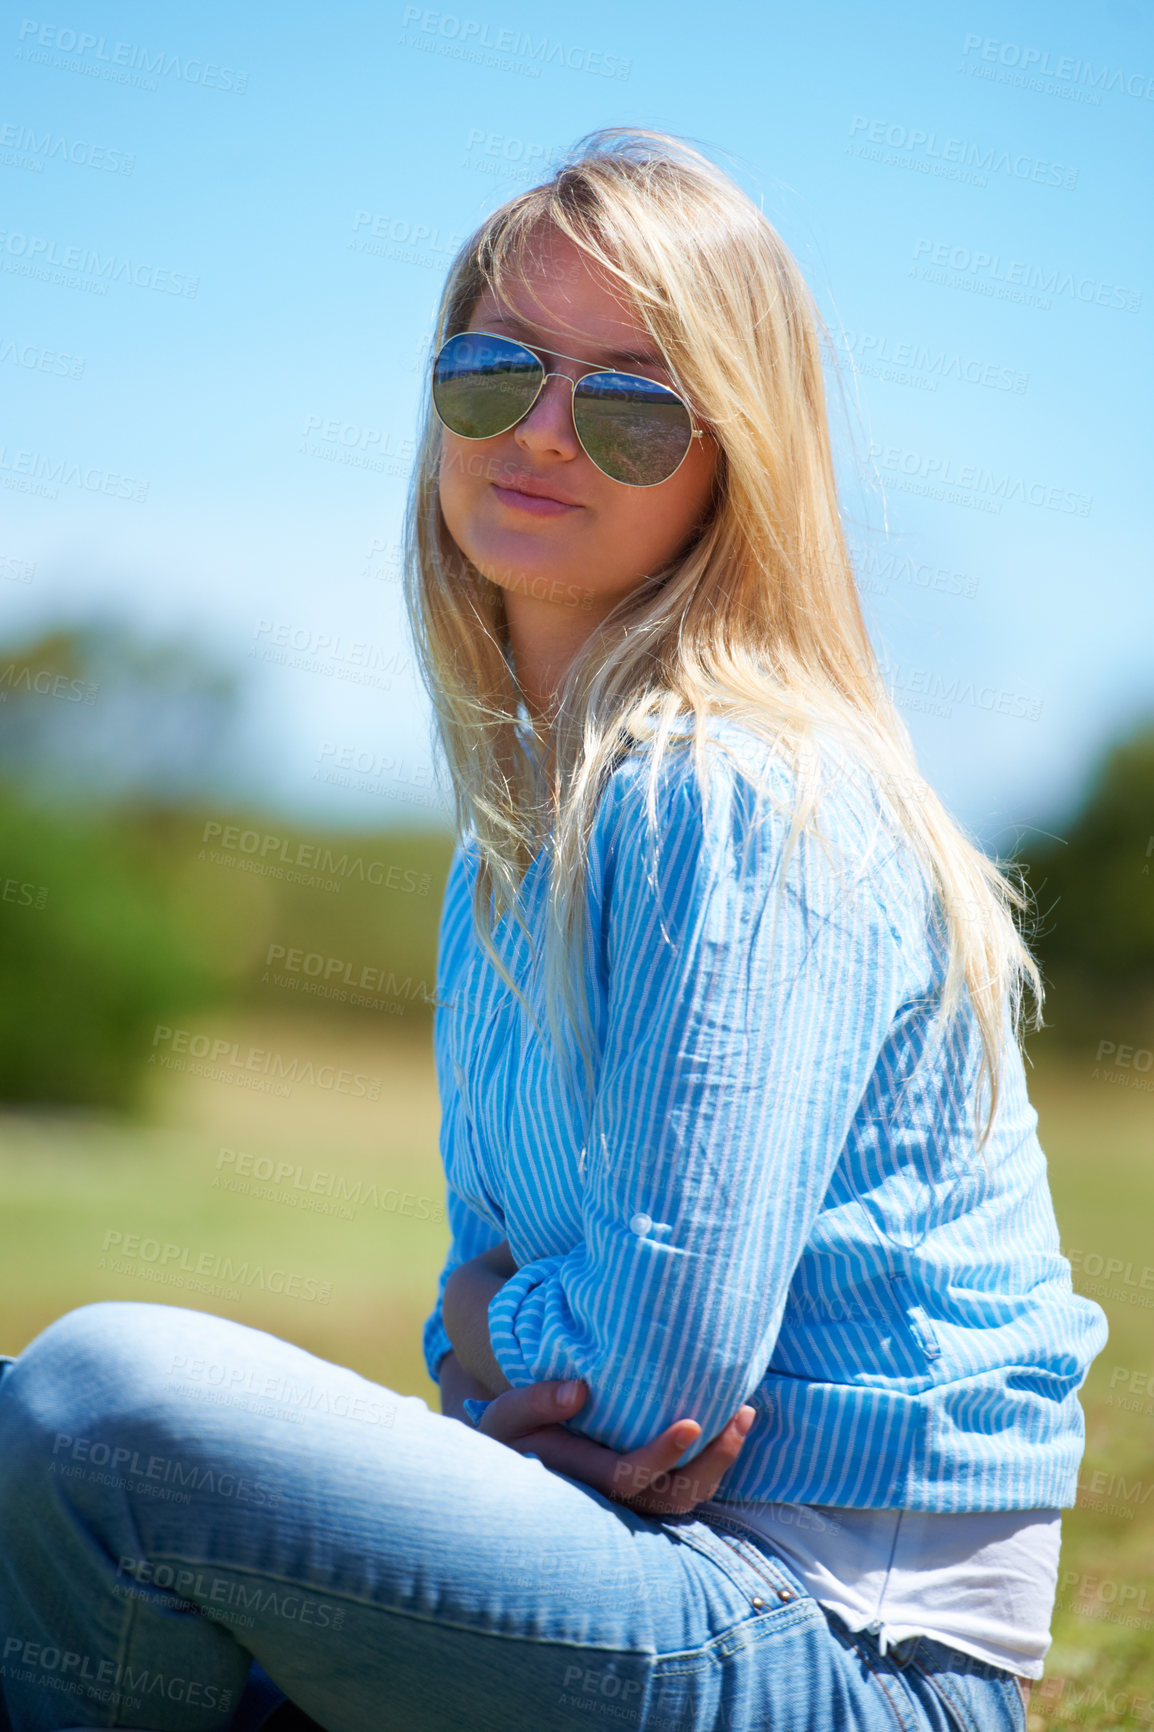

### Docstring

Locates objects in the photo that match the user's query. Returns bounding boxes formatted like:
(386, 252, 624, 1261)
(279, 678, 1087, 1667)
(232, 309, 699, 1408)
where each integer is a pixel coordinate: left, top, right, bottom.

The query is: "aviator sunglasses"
(431, 329, 707, 488)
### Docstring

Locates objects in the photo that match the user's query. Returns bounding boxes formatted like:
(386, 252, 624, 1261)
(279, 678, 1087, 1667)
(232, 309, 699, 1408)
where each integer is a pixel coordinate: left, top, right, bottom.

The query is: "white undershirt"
(698, 1498, 1062, 1680)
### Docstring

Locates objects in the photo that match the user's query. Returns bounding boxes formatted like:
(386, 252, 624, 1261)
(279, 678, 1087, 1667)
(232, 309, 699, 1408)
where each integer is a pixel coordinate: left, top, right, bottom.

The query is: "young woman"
(0, 129, 1107, 1732)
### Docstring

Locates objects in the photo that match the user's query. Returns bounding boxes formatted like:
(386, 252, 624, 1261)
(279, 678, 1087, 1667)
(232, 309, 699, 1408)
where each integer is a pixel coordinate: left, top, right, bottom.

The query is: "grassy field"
(0, 1019, 1151, 1726)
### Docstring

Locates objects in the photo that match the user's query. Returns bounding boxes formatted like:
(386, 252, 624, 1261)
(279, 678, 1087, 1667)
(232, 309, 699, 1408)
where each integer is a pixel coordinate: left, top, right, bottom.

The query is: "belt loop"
(889, 1635, 920, 1668)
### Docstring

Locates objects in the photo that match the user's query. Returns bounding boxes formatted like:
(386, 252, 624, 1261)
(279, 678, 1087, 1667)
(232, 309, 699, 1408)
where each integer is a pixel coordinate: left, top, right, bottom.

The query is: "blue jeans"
(0, 1303, 1029, 1732)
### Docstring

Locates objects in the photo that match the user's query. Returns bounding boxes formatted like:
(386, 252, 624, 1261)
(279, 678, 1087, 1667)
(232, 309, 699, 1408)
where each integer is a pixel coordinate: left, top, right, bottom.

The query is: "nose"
(512, 369, 582, 461)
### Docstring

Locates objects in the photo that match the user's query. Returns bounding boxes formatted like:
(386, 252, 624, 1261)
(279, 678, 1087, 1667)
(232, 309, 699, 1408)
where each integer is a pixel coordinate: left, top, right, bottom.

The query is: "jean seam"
(659, 1520, 795, 1614)
(872, 1668, 919, 1732)
(848, 1642, 918, 1732)
(98, 1432, 154, 1731)
(132, 1554, 670, 1658)
(823, 1618, 922, 1732)
(690, 1510, 811, 1603)
(910, 1659, 989, 1732)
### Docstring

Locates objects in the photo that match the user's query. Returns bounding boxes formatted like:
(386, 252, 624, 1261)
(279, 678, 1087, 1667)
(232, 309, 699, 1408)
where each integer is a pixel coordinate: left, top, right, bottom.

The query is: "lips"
(493, 473, 583, 507)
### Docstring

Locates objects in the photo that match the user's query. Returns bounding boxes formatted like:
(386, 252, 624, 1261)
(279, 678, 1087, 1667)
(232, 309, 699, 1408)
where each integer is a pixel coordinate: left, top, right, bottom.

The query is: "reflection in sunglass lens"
(432, 333, 542, 439)
(573, 372, 694, 487)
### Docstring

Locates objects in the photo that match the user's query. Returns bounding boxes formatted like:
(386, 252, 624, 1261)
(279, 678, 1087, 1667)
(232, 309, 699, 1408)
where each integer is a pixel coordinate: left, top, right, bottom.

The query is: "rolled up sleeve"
(486, 743, 908, 1463)
(422, 1153, 507, 1385)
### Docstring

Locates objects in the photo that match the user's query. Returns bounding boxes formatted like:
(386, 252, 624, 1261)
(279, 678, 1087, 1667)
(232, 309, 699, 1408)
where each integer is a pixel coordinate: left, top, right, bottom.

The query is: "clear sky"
(2, 0, 1150, 849)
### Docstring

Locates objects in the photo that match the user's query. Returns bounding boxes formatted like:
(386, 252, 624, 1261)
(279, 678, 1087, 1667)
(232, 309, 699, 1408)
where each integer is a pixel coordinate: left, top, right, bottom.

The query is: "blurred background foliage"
(0, 616, 1151, 1111)
(0, 620, 452, 1111)
(1017, 723, 1154, 1052)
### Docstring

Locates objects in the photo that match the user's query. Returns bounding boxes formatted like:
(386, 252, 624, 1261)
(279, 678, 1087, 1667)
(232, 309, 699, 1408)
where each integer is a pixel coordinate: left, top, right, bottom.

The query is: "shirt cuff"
(487, 1254, 572, 1388)
(423, 1313, 455, 1386)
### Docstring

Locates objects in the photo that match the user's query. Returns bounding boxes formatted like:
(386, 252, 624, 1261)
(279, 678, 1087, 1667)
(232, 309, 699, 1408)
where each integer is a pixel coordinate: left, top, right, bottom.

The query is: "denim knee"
(0, 1300, 197, 1469)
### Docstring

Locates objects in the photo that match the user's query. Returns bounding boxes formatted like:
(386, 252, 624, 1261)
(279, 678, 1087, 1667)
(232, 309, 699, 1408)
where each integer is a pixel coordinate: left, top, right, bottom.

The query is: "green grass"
(0, 1024, 1150, 1724)
(0, 1015, 449, 1405)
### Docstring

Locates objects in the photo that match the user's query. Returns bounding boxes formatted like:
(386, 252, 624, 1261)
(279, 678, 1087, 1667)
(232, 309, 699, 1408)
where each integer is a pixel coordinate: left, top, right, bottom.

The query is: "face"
(437, 228, 720, 635)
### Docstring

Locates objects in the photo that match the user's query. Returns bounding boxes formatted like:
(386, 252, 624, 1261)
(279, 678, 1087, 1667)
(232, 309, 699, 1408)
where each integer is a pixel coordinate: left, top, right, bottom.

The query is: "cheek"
(438, 439, 484, 541)
(618, 466, 716, 561)
(439, 437, 471, 506)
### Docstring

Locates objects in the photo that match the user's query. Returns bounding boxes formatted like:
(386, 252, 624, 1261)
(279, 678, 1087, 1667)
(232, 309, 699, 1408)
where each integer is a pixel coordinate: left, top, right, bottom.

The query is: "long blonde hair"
(403, 125, 1043, 1151)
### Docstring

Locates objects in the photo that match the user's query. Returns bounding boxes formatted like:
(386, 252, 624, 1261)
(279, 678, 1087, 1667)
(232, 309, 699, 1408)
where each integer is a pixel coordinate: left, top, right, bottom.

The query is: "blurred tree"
(0, 785, 222, 1110)
(0, 620, 449, 1109)
(1017, 719, 1154, 1047)
(0, 621, 248, 1108)
(0, 618, 242, 805)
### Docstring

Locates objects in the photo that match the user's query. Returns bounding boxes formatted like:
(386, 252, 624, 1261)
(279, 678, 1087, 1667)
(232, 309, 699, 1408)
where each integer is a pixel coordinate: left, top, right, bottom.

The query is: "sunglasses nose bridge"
(516, 367, 581, 436)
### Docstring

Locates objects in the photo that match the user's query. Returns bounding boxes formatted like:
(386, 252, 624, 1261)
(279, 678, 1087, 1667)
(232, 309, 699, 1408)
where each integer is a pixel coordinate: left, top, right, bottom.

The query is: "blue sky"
(2, 0, 1150, 849)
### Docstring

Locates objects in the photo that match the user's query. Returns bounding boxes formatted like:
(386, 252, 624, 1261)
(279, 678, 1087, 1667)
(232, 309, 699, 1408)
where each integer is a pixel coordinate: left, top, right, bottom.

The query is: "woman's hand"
(474, 1378, 756, 1518)
(438, 1348, 504, 1426)
(441, 1240, 756, 1514)
(442, 1240, 518, 1392)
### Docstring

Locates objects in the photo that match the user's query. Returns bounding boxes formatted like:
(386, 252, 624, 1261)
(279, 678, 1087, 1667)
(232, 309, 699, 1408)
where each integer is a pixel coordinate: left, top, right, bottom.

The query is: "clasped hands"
(440, 1239, 755, 1518)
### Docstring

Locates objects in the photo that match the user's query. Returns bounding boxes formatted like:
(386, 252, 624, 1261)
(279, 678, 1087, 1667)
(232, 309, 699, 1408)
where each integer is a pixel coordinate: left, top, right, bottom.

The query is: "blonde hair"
(402, 125, 1043, 1151)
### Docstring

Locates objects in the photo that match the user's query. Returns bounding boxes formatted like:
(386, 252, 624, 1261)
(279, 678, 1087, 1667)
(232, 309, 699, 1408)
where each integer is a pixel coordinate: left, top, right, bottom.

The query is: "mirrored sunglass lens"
(573, 373, 693, 486)
(432, 333, 542, 439)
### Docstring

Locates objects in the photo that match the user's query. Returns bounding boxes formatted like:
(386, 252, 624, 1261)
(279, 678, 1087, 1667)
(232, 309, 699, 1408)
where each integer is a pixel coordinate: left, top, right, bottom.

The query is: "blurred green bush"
(1017, 721, 1154, 1049)
(0, 788, 454, 1111)
(0, 620, 454, 1111)
(0, 786, 221, 1110)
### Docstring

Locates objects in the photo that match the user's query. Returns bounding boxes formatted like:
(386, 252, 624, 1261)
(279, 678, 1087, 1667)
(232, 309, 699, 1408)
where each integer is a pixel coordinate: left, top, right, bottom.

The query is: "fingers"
(478, 1378, 588, 1444)
(477, 1382, 756, 1521)
(610, 1407, 756, 1517)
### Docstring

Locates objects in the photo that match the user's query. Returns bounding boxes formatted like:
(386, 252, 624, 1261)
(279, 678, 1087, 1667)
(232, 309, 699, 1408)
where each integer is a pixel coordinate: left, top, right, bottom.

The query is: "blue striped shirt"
(422, 716, 1108, 1510)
